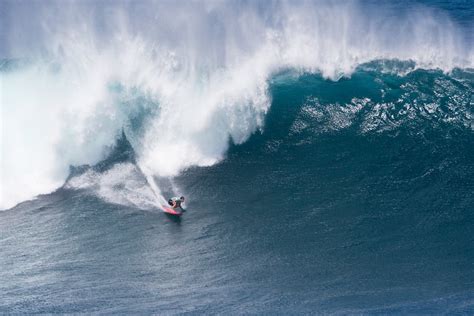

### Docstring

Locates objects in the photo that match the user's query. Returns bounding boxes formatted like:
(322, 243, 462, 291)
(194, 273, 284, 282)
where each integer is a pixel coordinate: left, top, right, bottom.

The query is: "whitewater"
(1, 0, 472, 210)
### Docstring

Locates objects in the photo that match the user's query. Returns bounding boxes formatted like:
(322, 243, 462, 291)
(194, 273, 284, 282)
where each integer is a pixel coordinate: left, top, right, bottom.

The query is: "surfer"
(168, 196, 186, 211)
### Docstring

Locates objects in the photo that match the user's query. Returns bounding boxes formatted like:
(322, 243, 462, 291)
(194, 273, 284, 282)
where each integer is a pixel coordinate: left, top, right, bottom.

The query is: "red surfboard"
(162, 206, 183, 216)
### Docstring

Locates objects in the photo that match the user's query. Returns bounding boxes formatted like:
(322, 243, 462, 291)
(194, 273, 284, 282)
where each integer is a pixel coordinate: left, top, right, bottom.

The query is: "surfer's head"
(180, 196, 185, 201)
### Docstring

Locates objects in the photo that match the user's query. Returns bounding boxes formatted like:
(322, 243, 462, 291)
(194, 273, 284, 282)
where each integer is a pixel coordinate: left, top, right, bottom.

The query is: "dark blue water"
(2, 64, 473, 313)
(1, 0, 474, 314)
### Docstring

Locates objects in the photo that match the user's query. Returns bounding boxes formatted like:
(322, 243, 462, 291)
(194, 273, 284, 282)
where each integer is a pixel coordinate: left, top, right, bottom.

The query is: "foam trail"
(1, 0, 472, 209)
(144, 174, 167, 209)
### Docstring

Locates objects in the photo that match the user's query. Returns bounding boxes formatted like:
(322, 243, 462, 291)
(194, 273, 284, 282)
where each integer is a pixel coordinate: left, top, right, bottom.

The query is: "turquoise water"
(1, 0, 473, 313)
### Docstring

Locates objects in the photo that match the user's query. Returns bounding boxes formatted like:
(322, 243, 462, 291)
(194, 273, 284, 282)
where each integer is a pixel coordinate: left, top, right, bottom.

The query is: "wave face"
(2, 66, 473, 313)
(1, 0, 473, 209)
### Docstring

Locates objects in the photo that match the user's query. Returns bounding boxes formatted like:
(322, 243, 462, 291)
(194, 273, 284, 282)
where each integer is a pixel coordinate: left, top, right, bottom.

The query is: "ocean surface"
(1, 0, 473, 313)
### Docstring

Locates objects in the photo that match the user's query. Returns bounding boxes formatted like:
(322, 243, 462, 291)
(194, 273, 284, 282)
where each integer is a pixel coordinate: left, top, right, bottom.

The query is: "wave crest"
(1, 0, 473, 209)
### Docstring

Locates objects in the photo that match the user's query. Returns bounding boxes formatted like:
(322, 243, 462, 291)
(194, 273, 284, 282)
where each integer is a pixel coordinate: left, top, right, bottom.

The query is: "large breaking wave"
(1, 0, 473, 209)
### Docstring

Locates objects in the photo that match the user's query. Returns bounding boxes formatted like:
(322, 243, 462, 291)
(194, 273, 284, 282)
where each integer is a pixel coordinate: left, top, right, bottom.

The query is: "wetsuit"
(168, 197, 183, 208)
